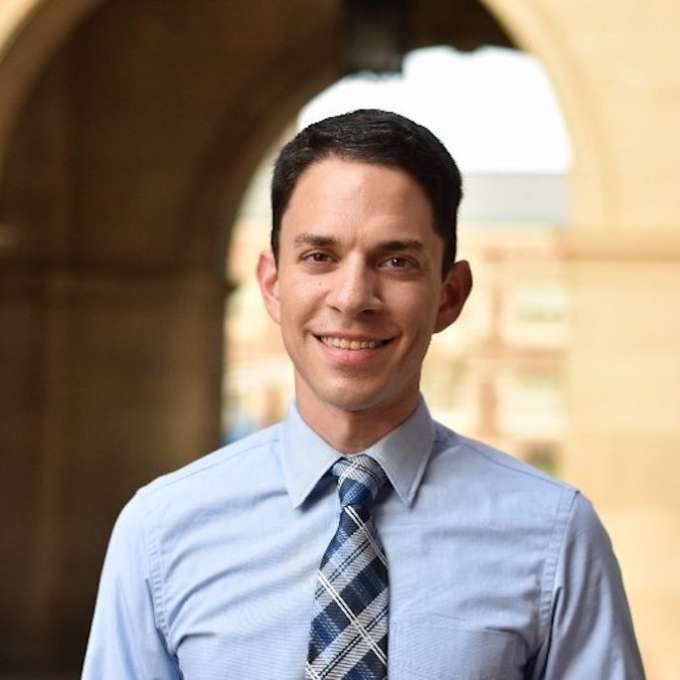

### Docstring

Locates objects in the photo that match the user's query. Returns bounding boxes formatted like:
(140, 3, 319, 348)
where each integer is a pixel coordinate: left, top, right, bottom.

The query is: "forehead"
(293, 156, 422, 194)
(284, 158, 434, 225)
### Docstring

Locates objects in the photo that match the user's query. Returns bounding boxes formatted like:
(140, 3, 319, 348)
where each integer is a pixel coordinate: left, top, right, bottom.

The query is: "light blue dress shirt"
(82, 399, 644, 679)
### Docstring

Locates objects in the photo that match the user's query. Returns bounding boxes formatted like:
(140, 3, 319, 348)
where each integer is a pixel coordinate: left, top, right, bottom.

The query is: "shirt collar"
(281, 397, 435, 509)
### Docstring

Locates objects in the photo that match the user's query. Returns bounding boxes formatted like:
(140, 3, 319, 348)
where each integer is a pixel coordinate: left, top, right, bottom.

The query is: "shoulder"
(149, 424, 279, 486)
(129, 423, 283, 516)
(425, 421, 586, 546)
(429, 423, 620, 562)
(432, 421, 576, 496)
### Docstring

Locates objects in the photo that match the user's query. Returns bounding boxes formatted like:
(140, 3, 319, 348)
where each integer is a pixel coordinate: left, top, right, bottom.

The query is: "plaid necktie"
(306, 455, 389, 680)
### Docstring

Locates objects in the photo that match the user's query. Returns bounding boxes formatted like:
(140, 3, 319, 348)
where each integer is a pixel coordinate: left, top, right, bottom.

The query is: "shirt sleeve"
(530, 492, 645, 679)
(82, 492, 180, 679)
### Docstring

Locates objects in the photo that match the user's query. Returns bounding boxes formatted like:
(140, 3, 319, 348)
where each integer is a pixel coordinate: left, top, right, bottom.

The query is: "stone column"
(0, 265, 225, 668)
(563, 228, 680, 678)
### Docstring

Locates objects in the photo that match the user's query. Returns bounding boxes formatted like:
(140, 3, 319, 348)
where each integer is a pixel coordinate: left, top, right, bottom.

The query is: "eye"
(302, 251, 333, 264)
(382, 256, 415, 270)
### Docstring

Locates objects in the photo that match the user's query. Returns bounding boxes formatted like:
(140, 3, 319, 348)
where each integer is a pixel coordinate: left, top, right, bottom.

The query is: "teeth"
(321, 337, 381, 350)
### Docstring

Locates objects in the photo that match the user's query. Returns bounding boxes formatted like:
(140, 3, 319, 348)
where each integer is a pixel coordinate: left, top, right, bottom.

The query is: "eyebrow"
(293, 233, 339, 248)
(293, 233, 425, 252)
(378, 239, 425, 253)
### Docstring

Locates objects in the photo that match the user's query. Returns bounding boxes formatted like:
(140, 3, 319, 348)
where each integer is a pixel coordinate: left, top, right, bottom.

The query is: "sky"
(300, 46, 571, 175)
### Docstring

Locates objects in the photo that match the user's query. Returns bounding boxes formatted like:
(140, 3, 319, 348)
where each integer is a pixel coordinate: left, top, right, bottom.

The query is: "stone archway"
(479, 2, 680, 674)
(0, 2, 343, 670)
(0, 0, 515, 672)
(3, 0, 680, 675)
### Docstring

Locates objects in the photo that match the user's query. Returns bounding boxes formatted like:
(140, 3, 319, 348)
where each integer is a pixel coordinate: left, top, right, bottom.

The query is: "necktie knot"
(332, 455, 387, 511)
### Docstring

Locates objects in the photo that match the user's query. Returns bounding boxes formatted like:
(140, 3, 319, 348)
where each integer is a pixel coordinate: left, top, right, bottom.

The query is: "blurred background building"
(0, 0, 679, 677)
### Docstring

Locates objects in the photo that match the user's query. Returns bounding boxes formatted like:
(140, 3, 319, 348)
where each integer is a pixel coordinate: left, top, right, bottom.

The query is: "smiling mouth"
(319, 336, 391, 350)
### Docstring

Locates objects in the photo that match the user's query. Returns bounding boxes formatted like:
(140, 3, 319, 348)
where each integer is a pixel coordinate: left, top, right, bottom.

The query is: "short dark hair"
(270, 109, 463, 276)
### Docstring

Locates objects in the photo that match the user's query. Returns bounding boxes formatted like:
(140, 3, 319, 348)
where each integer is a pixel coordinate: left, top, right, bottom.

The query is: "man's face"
(258, 158, 471, 428)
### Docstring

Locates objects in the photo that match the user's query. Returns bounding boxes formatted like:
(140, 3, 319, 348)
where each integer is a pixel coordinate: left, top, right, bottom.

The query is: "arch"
(0, 0, 103, 168)
(5, 0, 674, 674)
(0, 0, 526, 671)
(0, 1, 360, 670)
(479, 0, 609, 226)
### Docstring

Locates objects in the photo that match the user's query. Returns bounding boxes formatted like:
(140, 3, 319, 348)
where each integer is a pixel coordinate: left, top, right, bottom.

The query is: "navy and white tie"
(306, 455, 389, 680)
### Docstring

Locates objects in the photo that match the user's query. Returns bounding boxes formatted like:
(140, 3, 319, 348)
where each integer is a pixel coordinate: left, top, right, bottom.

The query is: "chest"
(159, 500, 540, 679)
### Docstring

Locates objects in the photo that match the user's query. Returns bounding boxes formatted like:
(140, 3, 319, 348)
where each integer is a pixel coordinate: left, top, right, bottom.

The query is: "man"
(83, 109, 644, 678)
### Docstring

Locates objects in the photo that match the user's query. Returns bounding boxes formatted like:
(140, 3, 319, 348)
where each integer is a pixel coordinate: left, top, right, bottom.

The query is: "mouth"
(318, 336, 392, 351)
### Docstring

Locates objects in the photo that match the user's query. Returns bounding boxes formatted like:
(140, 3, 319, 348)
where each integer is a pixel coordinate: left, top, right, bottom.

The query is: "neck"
(295, 395, 419, 454)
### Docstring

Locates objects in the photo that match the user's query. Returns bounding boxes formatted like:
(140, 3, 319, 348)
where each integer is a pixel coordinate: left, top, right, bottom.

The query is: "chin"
(300, 373, 417, 416)
(311, 387, 379, 413)
(321, 387, 407, 415)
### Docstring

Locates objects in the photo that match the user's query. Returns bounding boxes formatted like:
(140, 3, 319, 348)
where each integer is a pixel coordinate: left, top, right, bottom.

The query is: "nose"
(327, 259, 382, 318)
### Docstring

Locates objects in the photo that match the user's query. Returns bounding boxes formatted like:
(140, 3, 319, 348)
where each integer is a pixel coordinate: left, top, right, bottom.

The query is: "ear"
(434, 260, 473, 333)
(256, 249, 281, 325)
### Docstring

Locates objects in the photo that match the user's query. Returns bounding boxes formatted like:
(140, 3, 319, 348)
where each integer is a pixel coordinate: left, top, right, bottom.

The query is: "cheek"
(278, 286, 316, 325)
(396, 292, 440, 328)
(283, 277, 323, 308)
